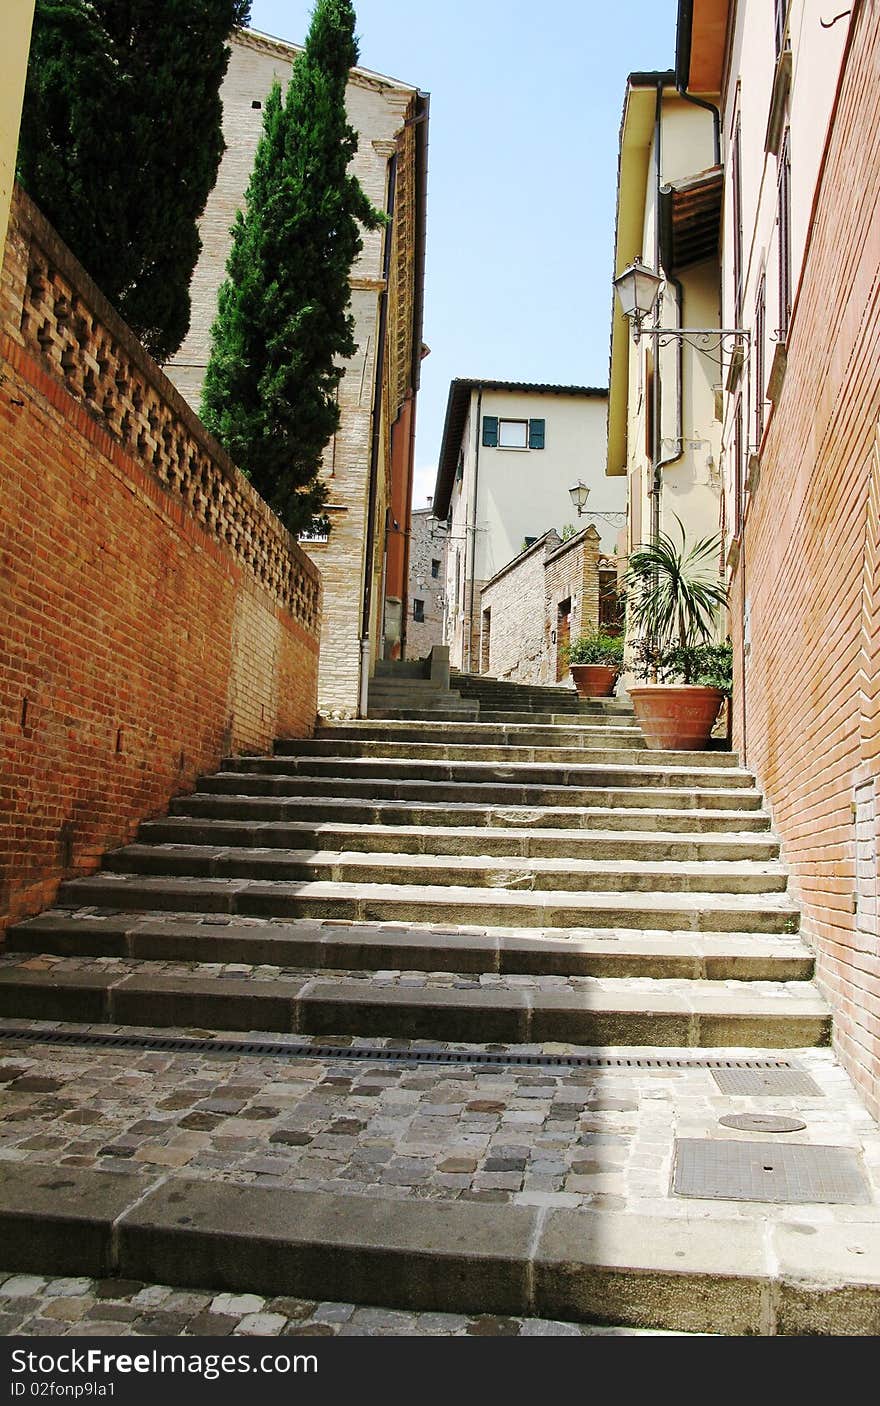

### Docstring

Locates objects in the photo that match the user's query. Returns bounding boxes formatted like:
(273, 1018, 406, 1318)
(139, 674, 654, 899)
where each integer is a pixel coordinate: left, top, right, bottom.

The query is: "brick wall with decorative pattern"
(0, 186, 321, 934)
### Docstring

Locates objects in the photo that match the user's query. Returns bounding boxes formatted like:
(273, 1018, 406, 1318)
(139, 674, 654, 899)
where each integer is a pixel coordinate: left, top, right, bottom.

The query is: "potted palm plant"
(565, 631, 625, 698)
(625, 520, 729, 750)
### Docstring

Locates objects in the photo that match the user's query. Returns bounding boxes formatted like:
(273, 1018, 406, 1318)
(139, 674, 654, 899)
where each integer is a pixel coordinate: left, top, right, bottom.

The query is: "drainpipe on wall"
(466, 388, 482, 673)
(674, 0, 722, 165)
(358, 152, 397, 718)
(650, 82, 664, 550)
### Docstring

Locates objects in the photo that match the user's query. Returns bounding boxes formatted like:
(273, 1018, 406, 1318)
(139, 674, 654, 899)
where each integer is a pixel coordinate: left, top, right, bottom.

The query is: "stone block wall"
(0, 187, 321, 934)
(407, 507, 447, 658)
(480, 527, 602, 684)
(729, 1, 880, 1119)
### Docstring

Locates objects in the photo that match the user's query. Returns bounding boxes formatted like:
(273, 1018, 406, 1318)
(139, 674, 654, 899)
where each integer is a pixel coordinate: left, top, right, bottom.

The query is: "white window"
(497, 419, 529, 449)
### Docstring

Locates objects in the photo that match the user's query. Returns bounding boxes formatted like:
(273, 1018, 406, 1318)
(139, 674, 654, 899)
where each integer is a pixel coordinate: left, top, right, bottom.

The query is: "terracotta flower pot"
(629, 684, 724, 751)
(569, 664, 617, 698)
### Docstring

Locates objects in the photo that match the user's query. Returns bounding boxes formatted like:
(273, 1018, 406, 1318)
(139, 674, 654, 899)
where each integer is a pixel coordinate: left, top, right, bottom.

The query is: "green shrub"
(632, 640, 733, 694)
(565, 632, 625, 669)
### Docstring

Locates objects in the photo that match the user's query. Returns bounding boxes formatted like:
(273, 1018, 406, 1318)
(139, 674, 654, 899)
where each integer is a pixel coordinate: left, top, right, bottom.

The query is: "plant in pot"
(625, 521, 729, 751)
(565, 631, 625, 698)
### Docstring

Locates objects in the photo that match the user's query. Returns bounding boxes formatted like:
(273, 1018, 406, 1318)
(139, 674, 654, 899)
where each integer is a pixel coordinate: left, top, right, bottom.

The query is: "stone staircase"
(2, 684, 876, 1335)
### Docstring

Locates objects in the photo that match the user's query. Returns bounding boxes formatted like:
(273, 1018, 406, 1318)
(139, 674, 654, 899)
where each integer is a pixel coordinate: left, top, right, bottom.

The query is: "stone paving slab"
(171, 793, 773, 832)
(102, 844, 790, 897)
(7, 911, 813, 981)
(137, 818, 781, 863)
(0, 954, 829, 1045)
(0, 1158, 876, 1333)
(55, 872, 799, 933)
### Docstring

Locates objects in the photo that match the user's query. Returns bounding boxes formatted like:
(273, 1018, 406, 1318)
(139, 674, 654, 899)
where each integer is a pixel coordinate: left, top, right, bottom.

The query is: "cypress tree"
(200, 0, 384, 537)
(17, 0, 251, 362)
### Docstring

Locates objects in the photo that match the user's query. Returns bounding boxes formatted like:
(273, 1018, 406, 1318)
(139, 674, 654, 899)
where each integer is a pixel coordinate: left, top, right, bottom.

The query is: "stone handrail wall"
(3, 185, 320, 632)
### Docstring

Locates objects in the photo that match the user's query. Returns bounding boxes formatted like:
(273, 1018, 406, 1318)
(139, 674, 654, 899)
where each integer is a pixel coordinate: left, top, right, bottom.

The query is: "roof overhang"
(675, 0, 731, 94)
(606, 73, 675, 479)
(659, 163, 723, 270)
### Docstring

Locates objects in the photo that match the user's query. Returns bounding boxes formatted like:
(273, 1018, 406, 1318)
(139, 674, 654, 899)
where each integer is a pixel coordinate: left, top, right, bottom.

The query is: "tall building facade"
(166, 28, 428, 717)
(433, 379, 616, 672)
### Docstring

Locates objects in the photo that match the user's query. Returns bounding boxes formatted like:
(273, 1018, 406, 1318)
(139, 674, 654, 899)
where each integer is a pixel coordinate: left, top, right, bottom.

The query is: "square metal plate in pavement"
(711, 1068, 822, 1096)
(672, 1138, 871, 1204)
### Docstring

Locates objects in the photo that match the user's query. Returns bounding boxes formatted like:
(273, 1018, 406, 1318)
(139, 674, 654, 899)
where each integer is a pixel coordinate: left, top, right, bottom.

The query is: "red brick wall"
(731, 0, 880, 1118)
(0, 188, 321, 934)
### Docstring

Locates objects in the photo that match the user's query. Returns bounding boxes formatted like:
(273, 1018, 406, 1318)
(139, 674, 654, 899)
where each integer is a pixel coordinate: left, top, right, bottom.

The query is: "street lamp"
(568, 481, 590, 516)
(613, 256, 749, 356)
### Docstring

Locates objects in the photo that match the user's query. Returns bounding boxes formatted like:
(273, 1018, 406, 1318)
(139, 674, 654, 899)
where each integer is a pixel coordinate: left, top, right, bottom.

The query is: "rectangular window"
(431, 558, 440, 578)
(412, 598, 425, 623)
(778, 128, 792, 341)
(755, 273, 766, 443)
(774, 0, 786, 57)
(732, 114, 743, 323)
(498, 418, 528, 449)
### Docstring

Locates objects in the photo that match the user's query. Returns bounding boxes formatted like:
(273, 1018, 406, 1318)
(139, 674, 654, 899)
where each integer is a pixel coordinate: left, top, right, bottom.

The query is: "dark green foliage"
(565, 632, 625, 669)
(200, 0, 385, 536)
(625, 516, 728, 651)
(630, 640, 734, 692)
(17, 0, 250, 361)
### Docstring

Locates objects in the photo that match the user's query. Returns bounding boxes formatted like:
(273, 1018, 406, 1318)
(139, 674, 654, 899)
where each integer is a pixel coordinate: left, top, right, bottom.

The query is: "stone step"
(140, 816, 780, 861)
(8, 912, 814, 980)
(0, 958, 828, 1045)
(220, 756, 752, 787)
(312, 721, 647, 746)
(56, 873, 800, 933)
(102, 844, 790, 897)
(3, 1162, 874, 1334)
(367, 707, 481, 722)
(291, 737, 674, 761)
(170, 793, 773, 833)
(478, 710, 636, 725)
(195, 773, 765, 811)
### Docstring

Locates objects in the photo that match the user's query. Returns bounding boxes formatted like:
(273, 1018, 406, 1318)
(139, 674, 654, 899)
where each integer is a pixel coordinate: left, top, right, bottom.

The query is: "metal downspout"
(358, 152, 397, 718)
(466, 388, 482, 673)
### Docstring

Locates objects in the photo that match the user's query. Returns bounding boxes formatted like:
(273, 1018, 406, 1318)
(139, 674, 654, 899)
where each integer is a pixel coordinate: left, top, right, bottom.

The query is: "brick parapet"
(0, 189, 321, 934)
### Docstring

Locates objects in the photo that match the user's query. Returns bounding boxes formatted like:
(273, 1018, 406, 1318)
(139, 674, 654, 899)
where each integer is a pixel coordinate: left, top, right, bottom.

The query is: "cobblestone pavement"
(0, 1021, 877, 1222)
(0, 1273, 685, 1337)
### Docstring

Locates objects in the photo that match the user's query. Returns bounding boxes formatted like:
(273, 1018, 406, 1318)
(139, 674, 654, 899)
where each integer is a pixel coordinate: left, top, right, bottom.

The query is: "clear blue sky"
(248, 0, 678, 506)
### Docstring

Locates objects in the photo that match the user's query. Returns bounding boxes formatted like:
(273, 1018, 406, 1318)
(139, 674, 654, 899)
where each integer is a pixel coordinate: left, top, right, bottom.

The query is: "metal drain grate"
(711, 1067, 822, 1097)
(673, 1138, 870, 1204)
(0, 1024, 803, 1074)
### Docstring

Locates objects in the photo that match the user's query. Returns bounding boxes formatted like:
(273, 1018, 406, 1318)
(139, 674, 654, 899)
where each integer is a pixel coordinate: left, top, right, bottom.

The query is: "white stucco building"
(432, 379, 616, 672)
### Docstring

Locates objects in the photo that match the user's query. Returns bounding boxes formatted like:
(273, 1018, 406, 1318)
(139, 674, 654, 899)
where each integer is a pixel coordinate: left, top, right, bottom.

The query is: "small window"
(412, 598, 425, 623)
(251, 100, 262, 110)
(498, 419, 528, 449)
(431, 558, 440, 578)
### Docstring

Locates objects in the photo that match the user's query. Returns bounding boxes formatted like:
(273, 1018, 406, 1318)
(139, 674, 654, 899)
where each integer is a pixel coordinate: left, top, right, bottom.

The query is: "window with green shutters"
(482, 415, 546, 449)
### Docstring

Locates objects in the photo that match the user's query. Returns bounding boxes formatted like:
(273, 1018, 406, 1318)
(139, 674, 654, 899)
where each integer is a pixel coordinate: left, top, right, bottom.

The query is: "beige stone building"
(433, 379, 617, 672)
(607, 70, 724, 573)
(166, 27, 428, 717)
(406, 503, 448, 659)
(479, 526, 604, 684)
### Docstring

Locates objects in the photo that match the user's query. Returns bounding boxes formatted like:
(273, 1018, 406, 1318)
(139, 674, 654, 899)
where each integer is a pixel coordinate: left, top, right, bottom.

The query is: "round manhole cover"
(719, 1113, 807, 1133)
